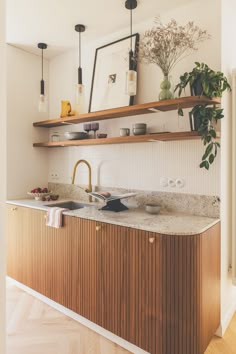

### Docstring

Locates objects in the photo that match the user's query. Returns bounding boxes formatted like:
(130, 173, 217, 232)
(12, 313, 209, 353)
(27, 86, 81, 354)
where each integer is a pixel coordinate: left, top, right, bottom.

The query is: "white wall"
(0, 0, 6, 351)
(6, 45, 49, 199)
(48, 0, 221, 196)
(219, 0, 236, 335)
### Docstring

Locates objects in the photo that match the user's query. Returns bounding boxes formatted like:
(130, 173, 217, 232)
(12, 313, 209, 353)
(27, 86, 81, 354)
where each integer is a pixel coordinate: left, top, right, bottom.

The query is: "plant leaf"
(209, 129, 216, 138)
(209, 154, 215, 164)
(178, 108, 184, 116)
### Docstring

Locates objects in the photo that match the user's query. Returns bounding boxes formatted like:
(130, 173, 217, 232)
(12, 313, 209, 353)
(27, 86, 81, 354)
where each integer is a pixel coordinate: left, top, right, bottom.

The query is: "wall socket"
(50, 173, 59, 180)
(160, 177, 185, 188)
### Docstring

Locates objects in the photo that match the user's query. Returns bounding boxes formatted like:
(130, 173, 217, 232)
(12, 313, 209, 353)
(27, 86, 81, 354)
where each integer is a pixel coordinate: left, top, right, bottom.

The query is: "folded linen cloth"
(46, 207, 69, 228)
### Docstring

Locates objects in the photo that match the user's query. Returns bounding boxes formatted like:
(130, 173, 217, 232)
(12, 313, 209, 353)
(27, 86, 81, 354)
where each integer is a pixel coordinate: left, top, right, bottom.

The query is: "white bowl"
(145, 203, 161, 215)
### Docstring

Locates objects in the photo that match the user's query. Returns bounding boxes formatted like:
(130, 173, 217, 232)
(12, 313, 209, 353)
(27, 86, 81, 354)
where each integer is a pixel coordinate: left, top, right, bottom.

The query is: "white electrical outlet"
(168, 178, 176, 188)
(50, 173, 59, 180)
(160, 177, 168, 187)
(176, 178, 185, 188)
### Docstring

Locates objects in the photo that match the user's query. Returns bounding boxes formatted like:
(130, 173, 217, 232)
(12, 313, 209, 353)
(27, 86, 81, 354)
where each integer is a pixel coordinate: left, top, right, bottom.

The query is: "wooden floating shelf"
(33, 131, 205, 148)
(33, 96, 221, 128)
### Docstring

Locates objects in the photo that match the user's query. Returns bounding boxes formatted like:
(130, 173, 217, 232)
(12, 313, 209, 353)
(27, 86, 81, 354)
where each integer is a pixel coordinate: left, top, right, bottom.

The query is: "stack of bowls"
(132, 123, 147, 135)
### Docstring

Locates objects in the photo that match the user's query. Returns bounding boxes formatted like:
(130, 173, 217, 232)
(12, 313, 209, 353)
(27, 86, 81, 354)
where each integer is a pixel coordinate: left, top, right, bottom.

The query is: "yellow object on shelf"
(60, 100, 75, 118)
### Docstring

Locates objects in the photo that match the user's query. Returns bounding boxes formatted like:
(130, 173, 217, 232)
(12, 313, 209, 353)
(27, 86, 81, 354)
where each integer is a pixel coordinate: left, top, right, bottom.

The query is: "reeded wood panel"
(71, 218, 100, 324)
(200, 223, 220, 353)
(39, 213, 73, 309)
(99, 223, 128, 335)
(7, 205, 73, 309)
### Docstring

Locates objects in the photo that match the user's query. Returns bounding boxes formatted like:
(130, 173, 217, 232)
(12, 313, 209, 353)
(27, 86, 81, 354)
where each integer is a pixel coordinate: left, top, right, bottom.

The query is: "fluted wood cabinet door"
(98, 222, 128, 334)
(7, 205, 30, 284)
(7, 205, 73, 309)
(124, 229, 161, 353)
(39, 213, 73, 309)
(71, 218, 100, 324)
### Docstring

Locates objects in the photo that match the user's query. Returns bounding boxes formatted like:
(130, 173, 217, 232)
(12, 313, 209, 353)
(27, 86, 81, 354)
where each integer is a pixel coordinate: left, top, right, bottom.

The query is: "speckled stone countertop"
(7, 198, 220, 236)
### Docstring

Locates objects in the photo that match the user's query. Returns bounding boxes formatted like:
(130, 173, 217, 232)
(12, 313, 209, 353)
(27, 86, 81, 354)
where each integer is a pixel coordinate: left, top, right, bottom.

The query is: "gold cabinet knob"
(96, 225, 102, 232)
(44, 214, 47, 219)
(11, 207, 18, 211)
(149, 237, 155, 244)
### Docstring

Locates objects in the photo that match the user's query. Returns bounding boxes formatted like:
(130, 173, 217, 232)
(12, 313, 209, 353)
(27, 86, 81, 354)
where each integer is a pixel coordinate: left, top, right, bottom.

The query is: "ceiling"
(6, 0, 192, 58)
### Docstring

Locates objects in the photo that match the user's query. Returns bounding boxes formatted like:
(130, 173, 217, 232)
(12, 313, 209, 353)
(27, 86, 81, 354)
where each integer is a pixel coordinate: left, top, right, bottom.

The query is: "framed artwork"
(89, 33, 139, 112)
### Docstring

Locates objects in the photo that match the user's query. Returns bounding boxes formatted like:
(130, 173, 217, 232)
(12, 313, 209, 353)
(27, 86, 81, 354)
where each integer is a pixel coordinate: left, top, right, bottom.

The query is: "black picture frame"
(89, 33, 139, 113)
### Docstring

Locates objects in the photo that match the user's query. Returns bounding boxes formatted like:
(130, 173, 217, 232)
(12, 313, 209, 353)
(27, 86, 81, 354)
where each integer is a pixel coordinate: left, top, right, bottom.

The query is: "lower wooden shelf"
(33, 131, 203, 148)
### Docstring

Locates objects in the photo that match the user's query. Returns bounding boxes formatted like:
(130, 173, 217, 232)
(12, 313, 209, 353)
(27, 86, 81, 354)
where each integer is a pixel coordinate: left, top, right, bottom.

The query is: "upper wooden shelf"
(33, 96, 221, 128)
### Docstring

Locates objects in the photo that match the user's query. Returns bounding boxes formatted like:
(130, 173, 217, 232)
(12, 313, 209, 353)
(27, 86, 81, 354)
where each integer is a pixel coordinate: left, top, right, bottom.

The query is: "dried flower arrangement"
(139, 18, 210, 99)
(139, 17, 210, 76)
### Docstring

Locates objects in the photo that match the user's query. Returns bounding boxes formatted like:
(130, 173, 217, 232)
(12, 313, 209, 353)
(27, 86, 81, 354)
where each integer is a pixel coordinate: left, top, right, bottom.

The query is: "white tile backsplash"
(48, 137, 220, 196)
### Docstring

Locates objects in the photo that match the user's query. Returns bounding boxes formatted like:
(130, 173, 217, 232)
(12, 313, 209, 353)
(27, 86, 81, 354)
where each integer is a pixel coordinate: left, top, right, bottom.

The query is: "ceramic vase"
(159, 75, 173, 100)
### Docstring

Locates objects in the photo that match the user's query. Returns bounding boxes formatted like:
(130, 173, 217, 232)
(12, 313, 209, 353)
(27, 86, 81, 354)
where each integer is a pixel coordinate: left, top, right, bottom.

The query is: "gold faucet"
(72, 159, 92, 202)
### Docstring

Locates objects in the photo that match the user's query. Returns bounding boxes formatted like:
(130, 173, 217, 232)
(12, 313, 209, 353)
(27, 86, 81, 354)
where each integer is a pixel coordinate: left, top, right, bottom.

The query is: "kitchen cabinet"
(7, 204, 220, 354)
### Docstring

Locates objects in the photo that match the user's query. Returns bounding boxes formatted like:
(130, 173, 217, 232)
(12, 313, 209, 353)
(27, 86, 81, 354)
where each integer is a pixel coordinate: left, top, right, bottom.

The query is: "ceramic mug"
(120, 128, 130, 136)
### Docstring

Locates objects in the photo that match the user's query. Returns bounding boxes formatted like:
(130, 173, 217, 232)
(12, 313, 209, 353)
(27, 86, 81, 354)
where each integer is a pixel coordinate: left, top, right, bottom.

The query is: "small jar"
(51, 132, 60, 142)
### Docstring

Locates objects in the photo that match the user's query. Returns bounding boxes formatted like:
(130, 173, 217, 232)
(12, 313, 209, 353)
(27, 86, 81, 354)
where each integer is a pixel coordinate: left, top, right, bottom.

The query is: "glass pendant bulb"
(38, 94, 48, 113)
(75, 83, 85, 114)
(126, 69, 137, 96)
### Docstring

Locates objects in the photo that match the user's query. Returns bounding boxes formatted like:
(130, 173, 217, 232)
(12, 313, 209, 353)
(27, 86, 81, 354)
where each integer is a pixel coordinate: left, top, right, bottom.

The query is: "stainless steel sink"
(46, 201, 90, 210)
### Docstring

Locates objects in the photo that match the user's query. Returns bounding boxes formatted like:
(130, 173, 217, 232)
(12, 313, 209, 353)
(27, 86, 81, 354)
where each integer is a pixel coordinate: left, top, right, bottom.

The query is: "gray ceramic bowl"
(133, 128, 146, 136)
(64, 132, 88, 140)
(145, 203, 161, 215)
(133, 123, 147, 129)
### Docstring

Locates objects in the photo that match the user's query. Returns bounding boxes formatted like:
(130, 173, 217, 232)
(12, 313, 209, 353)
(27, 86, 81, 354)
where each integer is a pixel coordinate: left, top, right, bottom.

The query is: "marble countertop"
(7, 199, 220, 236)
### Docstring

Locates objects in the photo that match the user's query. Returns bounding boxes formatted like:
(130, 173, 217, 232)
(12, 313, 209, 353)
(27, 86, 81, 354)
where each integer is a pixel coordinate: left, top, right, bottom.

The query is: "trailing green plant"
(175, 62, 231, 99)
(175, 62, 231, 170)
(190, 105, 223, 170)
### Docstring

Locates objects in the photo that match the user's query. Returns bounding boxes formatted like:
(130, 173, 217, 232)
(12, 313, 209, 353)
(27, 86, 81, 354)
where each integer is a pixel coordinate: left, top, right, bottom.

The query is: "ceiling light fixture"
(125, 0, 137, 96)
(37, 42, 48, 113)
(75, 24, 86, 113)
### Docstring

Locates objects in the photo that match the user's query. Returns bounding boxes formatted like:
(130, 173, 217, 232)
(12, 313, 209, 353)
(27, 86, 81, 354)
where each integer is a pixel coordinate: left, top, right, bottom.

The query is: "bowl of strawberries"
(27, 187, 52, 201)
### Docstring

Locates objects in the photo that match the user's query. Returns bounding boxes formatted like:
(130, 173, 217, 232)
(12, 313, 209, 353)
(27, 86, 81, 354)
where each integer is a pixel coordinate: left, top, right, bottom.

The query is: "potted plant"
(175, 62, 231, 98)
(139, 19, 210, 100)
(175, 62, 231, 170)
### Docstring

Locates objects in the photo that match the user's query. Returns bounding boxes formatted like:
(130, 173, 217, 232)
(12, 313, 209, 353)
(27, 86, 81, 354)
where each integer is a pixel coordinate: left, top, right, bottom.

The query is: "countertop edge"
(6, 199, 220, 236)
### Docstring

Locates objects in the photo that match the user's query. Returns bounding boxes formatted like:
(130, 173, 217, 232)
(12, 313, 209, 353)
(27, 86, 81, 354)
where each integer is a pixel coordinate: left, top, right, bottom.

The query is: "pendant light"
(75, 24, 86, 113)
(37, 43, 48, 113)
(125, 0, 137, 96)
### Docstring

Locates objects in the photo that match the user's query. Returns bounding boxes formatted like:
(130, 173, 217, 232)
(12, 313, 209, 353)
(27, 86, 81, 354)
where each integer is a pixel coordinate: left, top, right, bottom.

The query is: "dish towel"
(46, 207, 69, 228)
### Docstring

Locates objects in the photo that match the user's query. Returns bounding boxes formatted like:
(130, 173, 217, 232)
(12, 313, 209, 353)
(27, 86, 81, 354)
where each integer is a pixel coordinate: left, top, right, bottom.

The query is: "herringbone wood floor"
(6, 283, 131, 354)
(6, 282, 236, 354)
(204, 314, 236, 354)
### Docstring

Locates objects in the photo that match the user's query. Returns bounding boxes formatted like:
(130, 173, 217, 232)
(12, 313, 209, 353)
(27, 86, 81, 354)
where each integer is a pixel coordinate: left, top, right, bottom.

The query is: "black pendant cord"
(79, 31, 81, 68)
(130, 8, 133, 52)
(78, 31, 83, 85)
(129, 8, 134, 70)
(41, 48, 45, 95)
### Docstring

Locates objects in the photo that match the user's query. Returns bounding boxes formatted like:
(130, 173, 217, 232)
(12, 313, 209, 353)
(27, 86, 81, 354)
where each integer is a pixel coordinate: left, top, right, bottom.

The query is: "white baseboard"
(6, 277, 149, 354)
(215, 300, 236, 337)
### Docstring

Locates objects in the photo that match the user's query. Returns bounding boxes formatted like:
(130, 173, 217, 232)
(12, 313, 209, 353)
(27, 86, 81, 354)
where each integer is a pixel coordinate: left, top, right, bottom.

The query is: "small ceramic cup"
(120, 128, 130, 137)
(145, 203, 161, 215)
